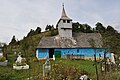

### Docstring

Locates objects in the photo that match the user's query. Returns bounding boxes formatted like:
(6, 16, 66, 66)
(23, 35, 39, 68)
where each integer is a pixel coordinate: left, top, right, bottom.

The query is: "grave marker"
(43, 56, 51, 77)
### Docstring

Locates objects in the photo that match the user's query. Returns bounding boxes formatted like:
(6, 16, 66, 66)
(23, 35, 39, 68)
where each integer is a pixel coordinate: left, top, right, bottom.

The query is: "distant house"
(36, 5, 111, 60)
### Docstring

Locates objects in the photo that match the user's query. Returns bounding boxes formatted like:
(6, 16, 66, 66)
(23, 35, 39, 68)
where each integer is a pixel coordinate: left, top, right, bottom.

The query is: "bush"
(21, 58, 27, 66)
(0, 57, 6, 62)
(15, 58, 27, 66)
(48, 63, 80, 80)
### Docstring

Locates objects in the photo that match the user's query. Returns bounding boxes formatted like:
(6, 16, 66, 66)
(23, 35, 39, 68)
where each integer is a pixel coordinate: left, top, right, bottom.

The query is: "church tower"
(57, 4, 72, 38)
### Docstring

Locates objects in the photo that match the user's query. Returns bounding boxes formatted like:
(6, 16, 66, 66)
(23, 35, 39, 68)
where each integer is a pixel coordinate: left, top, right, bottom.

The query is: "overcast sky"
(0, 0, 120, 44)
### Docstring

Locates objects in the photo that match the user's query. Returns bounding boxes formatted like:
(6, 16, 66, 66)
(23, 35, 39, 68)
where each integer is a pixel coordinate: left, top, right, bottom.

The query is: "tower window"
(63, 20, 66, 23)
(67, 20, 70, 23)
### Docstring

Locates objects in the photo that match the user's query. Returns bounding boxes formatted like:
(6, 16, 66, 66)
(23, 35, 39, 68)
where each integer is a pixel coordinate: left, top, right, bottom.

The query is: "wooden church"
(36, 5, 111, 60)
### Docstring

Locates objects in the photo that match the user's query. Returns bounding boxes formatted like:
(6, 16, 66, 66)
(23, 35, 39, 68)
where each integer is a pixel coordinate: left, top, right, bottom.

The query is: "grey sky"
(0, 0, 120, 43)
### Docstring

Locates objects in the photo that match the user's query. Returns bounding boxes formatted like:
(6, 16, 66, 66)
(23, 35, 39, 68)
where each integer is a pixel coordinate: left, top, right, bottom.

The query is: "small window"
(63, 20, 66, 23)
(67, 20, 70, 23)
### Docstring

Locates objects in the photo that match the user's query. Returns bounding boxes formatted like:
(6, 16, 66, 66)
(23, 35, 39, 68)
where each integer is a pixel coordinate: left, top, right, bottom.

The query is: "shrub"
(48, 63, 80, 80)
(15, 58, 27, 66)
(0, 57, 6, 62)
(21, 58, 27, 66)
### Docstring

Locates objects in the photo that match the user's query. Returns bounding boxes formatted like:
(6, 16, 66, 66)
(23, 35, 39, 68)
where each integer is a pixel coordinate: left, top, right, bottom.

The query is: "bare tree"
(88, 38, 99, 80)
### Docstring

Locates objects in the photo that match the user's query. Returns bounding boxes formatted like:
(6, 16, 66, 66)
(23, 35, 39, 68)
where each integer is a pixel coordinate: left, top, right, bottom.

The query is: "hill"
(1, 22, 120, 80)
(3, 22, 120, 59)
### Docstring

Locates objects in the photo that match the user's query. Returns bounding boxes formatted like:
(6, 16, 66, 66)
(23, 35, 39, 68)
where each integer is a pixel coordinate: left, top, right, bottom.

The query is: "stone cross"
(43, 55, 51, 77)
(53, 55, 55, 61)
(111, 53, 115, 64)
(16, 53, 22, 63)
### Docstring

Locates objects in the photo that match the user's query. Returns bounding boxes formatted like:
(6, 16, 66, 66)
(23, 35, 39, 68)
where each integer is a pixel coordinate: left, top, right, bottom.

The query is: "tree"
(50, 29, 58, 36)
(72, 22, 93, 33)
(9, 35, 17, 45)
(88, 38, 99, 80)
(95, 22, 106, 33)
(83, 24, 92, 33)
(72, 22, 84, 32)
(19, 38, 30, 64)
(34, 27, 41, 35)
(72, 22, 80, 32)
(45, 25, 54, 31)
(0, 42, 5, 47)
(3, 43, 7, 59)
(27, 29, 35, 37)
(107, 25, 117, 33)
(0, 43, 1, 47)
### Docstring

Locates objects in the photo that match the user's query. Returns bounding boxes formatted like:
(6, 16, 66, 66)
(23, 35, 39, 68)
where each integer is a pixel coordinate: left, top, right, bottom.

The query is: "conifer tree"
(34, 27, 41, 35)
(27, 29, 35, 37)
(9, 35, 17, 45)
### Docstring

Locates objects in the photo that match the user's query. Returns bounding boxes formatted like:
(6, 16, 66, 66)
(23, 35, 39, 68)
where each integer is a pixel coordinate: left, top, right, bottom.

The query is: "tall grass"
(0, 57, 119, 80)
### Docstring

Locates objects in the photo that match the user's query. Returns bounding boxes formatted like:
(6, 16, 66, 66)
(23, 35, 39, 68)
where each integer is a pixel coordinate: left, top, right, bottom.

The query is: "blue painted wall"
(36, 48, 111, 59)
(55, 48, 111, 57)
(36, 48, 49, 58)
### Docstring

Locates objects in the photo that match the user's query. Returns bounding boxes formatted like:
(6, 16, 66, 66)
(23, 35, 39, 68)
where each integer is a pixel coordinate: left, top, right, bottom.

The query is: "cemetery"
(0, 48, 120, 80)
(0, 54, 96, 79)
(0, 3, 120, 80)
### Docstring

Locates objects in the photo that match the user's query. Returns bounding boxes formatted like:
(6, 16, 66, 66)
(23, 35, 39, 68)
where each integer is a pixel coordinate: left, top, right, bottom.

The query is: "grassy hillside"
(4, 22, 120, 58)
(1, 23, 120, 80)
(5, 30, 58, 58)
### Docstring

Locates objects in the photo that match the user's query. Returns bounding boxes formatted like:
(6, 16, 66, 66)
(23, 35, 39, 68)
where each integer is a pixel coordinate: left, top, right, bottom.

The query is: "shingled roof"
(37, 37, 59, 48)
(73, 33, 103, 48)
(37, 33, 103, 48)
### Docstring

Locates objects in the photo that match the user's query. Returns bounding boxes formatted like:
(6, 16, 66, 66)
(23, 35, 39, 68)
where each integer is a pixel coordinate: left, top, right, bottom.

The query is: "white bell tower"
(57, 4, 72, 38)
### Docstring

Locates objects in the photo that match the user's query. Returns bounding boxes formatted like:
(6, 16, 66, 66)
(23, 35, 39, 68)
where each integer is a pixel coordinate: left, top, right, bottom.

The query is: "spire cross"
(62, 3, 64, 8)
(60, 3, 71, 20)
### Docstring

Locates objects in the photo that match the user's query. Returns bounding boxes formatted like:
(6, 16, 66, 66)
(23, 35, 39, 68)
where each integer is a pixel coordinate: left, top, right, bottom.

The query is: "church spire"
(60, 4, 72, 20)
(57, 4, 73, 38)
(61, 3, 67, 17)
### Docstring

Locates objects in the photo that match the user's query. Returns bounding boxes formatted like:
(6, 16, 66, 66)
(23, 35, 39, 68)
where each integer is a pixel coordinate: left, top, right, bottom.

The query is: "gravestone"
(80, 75, 91, 80)
(16, 53, 22, 63)
(111, 53, 115, 64)
(43, 56, 51, 77)
(13, 52, 29, 70)
(14, 52, 16, 55)
(53, 55, 55, 61)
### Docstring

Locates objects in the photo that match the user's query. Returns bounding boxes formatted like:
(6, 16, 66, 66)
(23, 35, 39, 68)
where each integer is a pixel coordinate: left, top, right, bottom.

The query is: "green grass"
(0, 55, 119, 80)
(0, 57, 97, 80)
(51, 59, 96, 74)
(50, 59, 97, 79)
